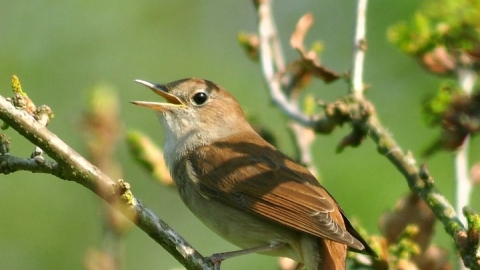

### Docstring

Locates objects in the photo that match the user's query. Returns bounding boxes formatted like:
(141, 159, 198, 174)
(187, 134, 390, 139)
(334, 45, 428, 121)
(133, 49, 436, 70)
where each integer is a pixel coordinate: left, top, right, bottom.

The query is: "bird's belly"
(178, 185, 301, 260)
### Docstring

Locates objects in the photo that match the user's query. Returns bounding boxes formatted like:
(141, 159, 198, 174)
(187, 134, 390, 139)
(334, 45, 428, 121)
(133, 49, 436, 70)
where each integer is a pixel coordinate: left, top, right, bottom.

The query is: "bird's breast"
(171, 158, 302, 260)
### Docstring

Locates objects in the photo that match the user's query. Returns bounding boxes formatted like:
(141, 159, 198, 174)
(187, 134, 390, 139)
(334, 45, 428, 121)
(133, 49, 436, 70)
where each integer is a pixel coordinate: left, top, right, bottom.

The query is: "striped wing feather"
(186, 132, 363, 250)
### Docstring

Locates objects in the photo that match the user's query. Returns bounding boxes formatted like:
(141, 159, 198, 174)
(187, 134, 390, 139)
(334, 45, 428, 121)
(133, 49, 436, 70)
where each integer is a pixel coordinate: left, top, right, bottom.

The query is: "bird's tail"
(300, 235, 347, 270)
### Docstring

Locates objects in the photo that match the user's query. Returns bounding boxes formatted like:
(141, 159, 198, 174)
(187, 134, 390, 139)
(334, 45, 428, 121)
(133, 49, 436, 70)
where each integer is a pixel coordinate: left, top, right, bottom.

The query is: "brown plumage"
(132, 78, 376, 270)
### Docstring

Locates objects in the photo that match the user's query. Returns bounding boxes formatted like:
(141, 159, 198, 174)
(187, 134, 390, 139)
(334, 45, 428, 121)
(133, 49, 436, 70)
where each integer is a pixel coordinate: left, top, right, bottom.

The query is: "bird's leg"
(207, 242, 285, 268)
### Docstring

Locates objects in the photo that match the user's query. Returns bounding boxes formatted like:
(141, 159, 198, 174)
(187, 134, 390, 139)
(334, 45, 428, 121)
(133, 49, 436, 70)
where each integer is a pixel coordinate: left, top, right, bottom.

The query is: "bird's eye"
(192, 91, 209, 105)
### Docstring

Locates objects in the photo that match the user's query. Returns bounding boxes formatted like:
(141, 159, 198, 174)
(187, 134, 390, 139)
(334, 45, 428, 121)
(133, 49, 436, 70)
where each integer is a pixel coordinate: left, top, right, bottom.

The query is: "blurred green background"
(1, 1, 479, 269)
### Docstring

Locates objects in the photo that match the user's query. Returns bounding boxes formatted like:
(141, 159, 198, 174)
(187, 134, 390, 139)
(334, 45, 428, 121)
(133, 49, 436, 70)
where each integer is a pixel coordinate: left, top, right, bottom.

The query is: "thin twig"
(253, 0, 480, 267)
(256, 0, 316, 127)
(0, 154, 61, 176)
(360, 109, 480, 268)
(365, 113, 464, 232)
(364, 111, 480, 268)
(350, 0, 469, 250)
(455, 66, 476, 226)
(288, 121, 318, 177)
(350, 0, 368, 99)
(0, 94, 214, 270)
(455, 136, 471, 227)
(455, 61, 477, 270)
(255, 0, 321, 177)
(255, 0, 345, 134)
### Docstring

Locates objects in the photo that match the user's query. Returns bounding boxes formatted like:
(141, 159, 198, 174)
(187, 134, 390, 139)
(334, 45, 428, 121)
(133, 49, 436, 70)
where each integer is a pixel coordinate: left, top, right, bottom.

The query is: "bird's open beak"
(131, 79, 185, 111)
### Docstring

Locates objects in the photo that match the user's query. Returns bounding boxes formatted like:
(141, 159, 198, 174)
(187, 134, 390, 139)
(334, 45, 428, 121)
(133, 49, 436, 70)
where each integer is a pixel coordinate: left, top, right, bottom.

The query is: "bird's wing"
(185, 132, 364, 250)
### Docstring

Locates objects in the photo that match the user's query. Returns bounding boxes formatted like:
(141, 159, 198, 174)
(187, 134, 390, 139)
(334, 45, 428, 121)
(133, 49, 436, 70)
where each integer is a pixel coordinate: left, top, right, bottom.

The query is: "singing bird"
(131, 78, 375, 270)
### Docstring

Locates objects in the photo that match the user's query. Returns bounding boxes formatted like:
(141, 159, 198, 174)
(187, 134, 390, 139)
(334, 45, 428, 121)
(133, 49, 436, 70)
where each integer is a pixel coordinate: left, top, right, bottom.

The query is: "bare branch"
(364, 112, 463, 231)
(0, 154, 61, 176)
(455, 58, 477, 270)
(350, 0, 368, 98)
(455, 64, 477, 226)
(256, 0, 316, 127)
(255, 0, 325, 180)
(361, 106, 479, 268)
(0, 94, 214, 270)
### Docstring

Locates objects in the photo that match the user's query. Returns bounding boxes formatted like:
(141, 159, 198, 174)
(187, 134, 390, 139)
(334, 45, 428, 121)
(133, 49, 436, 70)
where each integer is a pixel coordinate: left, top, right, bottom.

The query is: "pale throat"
(158, 109, 255, 172)
(159, 113, 213, 171)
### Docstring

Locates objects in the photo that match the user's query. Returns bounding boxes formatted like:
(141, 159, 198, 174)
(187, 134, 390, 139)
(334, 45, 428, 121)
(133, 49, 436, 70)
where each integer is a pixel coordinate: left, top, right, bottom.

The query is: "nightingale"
(131, 78, 376, 270)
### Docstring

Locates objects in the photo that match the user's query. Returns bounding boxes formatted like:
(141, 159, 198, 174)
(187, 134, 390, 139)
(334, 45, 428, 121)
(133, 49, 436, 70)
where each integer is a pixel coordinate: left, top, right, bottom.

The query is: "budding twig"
(0, 94, 214, 270)
(455, 64, 476, 227)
